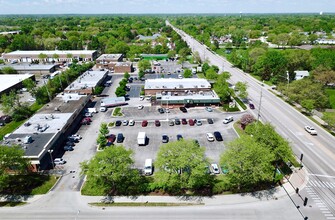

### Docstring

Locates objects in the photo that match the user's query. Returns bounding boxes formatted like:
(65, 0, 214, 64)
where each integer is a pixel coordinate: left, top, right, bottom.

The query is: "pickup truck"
(304, 126, 317, 135)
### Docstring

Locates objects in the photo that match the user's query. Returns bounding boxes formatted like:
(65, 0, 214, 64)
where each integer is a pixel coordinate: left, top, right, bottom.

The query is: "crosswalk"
(309, 180, 335, 189)
(305, 186, 335, 220)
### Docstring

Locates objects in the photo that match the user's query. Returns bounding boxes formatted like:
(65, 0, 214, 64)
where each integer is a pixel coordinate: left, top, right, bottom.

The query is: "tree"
(99, 123, 109, 137)
(202, 63, 210, 73)
(115, 86, 126, 97)
(220, 136, 274, 191)
(240, 114, 255, 129)
(0, 67, 17, 75)
(193, 51, 202, 64)
(183, 69, 192, 78)
(0, 145, 29, 192)
(0, 90, 21, 114)
(138, 60, 151, 72)
(234, 81, 248, 100)
(38, 53, 48, 63)
(22, 78, 37, 97)
(213, 72, 231, 102)
(124, 72, 130, 80)
(245, 122, 293, 162)
(167, 50, 176, 58)
(154, 139, 212, 192)
(11, 103, 33, 121)
(81, 146, 141, 195)
(138, 70, 145, 79)
(205, 68, 218, 80)
(311, 66, 335, 86)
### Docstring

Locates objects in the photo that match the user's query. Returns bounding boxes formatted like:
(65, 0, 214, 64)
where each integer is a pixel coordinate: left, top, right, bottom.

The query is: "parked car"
(162, 134, 169, 143)
(107, 134, 116, 144)
(206, 133, 215, 142)
(169, 120, 174, 126)
(81, 118, 91, 125)
(196, 119, 202, 126)
(205, 107, 213, 112)
(175, 118, 181, 125)
(117, 133, 124, 143)
(177, 134, 183, 141)
(223, 116, 234, 124)
(158, 108, 165, 114)
(179, 106, 187, 113)
(181, 118, 187, 125)
(207, 118, 214, 124)
(305, 126, 317, 135)
(249, 102, 255, 109)
(65, 141, 75, 146)
(64, 145, 74, 151)
(138, 105, 144, 110)
(129, 120, 135, 126)
(54, 158, 66, 165)
(84, 117, 92, 122)
(211, 163, 220, 174)
(122, 120, 129, 126)
(165, 108, 170, 113)
(68, 134, 82, 140)
(139, 96, 144, 101)
(213, 131, 223, 141)
(85, 112, 93, 117)
(155, 120, 161, 127)
(189, 119, 195, 126)
(142, 120, 148, 127)
(115, 120, 122, 126)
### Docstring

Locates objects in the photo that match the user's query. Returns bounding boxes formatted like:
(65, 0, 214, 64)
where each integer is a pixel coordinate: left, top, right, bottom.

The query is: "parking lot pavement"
(108, 106, 242, 169)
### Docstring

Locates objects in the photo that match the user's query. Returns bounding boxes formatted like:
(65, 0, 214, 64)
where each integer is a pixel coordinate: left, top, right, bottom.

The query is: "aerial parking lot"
(109, 106, 241, 168)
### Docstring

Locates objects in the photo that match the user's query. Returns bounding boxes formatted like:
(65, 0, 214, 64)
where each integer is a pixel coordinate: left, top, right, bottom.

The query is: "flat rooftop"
(145, 78, 211, 90)
(0, 64, 56, 71)
(160, 91, 219, 101)
(96, 54, 123, 61)
(39, 93, 89, 114)
(5, 50, 96, 56)
(65, 70, 107, 91)
(0, 73, 34, 93)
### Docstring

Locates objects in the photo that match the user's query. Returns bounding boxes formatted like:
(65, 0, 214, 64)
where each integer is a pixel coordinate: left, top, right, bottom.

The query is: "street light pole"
(286, 71, 290, 90)
(166, 97, 169, 121)
(48, 149, 54, 170)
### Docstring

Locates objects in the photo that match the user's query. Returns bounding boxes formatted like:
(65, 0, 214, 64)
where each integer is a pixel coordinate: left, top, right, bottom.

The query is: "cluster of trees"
(115, 72, 130, 97)
(0, 67, 18, 74)
(171, 15, 335, 50)
(0, 16, 190, 61)
(82, 118, 294, 195)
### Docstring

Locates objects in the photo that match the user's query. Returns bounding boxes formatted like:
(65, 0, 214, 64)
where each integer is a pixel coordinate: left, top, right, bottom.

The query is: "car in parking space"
(85, 112, 93, 117)
(107, 134, 116, 144)
(81, 118, 91, 125)
(169, 120, 174, 126)
(138, 105, 144, 110)
(142, 120, 148, 127)
(115, 120, 122, 126)
(177, 134, 183, 141)
(178, 74, 183, 79)
(205, 107, 213, 112)
(179, 106, 187, 113)
(213, 131, 223, 141)
(175, 118, 181, 125)
(165, 108, 170, 113)
(206, 133, 215, 142)
(162, 134, 169, 143)
(189, 119, 195, 126)
(67, 137, 79, 143)
(207, 118, 214, 124)
(28, 98, 36, 102)
(122, 120, 129, 126)
(196, 119, 202, 126)
(54, 158, 66, 165)
(139, 96, 144, 101)
(155, 120, 161, 127)
(117, 133, 124, 143)
(64, 145, 74, 151)
(211, 163, 220, 174)
(249, 102, 255, 109)
(129, 120, 135, 126)
(125, 86, 130, 91)
(65, 141, 75, 146)
(84, 117, 92, 122)
(305, 126, 317, 135)
(158, 108, 165, 114)
(223, 116, 234, 124)
(181, 118, 187, 125)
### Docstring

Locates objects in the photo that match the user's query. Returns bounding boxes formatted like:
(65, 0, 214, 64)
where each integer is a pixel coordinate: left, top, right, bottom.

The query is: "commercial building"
(0, 64, 57, 75)
(0, 73, 35, 96)
(3, 93, 90, 171)
(64, 70, 108, 95)
(95, 54, 132, 73)
(144, 78, 220, 106)
(2, 50, 98, 63)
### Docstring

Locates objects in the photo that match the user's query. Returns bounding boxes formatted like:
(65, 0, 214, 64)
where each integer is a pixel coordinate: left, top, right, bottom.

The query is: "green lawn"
(112, 107, 123, 116)
(89, 202, 203, 207)
(326, 88, 335, 109)
(0, 120, 26, 140)
(0, 202, 26, 207)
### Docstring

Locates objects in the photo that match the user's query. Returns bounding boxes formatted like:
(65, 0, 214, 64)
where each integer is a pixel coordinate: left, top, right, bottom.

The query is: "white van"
(100, 106, 107, 112)
(144, 159, 153, 175)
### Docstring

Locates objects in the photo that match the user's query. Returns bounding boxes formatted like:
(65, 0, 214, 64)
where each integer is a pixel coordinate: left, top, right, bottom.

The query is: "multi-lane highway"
(166, 20, 335, 219)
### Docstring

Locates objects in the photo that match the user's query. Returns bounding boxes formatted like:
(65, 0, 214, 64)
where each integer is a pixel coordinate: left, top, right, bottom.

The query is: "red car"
(84, 117, 92, 122)
(142, 120, 148, 127)
(107, 134, 116, 143)
(181, 118, 187, 125)
(155, 120, 161, 127)
(188, 119, 194, 126)
(81, 118, 91, 125)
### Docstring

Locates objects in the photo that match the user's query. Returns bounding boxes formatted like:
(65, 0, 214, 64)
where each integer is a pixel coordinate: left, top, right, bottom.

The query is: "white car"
(54, 158, 66, 165)
(122, 120, 128, 126)
(138, 105, 144, 110)
(68, 134, 82, 140)
(211, 163, 220, 174)
(129, 119, 135, 126)
(27, 98, 36, 102)
(205, 107, 213, 112)
(165, 108, 170, 113)
(206, 133, 215, 142)
(139, 96, 144, 101)
(178, 74, 183, 79)
(223, 116, 234, 124)
(305, 126, 317, 135)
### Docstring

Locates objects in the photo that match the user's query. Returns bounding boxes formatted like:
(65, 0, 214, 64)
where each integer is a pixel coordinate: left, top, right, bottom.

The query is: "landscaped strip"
(89, 202, 204, 207)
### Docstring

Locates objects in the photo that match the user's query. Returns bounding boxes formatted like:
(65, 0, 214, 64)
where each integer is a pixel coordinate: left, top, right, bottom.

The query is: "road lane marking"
(309, 174, 335, 179)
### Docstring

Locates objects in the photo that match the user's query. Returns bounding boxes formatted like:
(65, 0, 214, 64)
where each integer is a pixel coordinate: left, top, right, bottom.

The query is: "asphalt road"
(166, 20, 335, 219)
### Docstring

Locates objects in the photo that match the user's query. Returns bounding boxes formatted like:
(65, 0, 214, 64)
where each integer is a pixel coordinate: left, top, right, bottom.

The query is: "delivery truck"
(137, 132, 146, 146)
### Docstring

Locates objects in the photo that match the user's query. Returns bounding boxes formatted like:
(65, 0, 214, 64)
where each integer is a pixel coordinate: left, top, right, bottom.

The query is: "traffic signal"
(304, 197, 308, 206)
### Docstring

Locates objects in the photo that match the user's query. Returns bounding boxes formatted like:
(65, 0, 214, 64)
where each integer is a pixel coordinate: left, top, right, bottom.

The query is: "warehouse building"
(95, 54, 133, 73)
(0, 73, 35, 96)
(0, 64, 57, 75)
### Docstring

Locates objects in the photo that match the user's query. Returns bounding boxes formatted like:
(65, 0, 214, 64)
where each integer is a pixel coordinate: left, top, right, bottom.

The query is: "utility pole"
(257, 88, 263, 121)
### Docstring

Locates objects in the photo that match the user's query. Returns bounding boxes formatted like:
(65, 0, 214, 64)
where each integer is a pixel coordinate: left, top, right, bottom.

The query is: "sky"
(0, 0, 333, 14)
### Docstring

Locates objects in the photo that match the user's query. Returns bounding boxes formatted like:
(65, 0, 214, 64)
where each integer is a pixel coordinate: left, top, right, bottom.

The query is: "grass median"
(89, 202, 204, 207)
